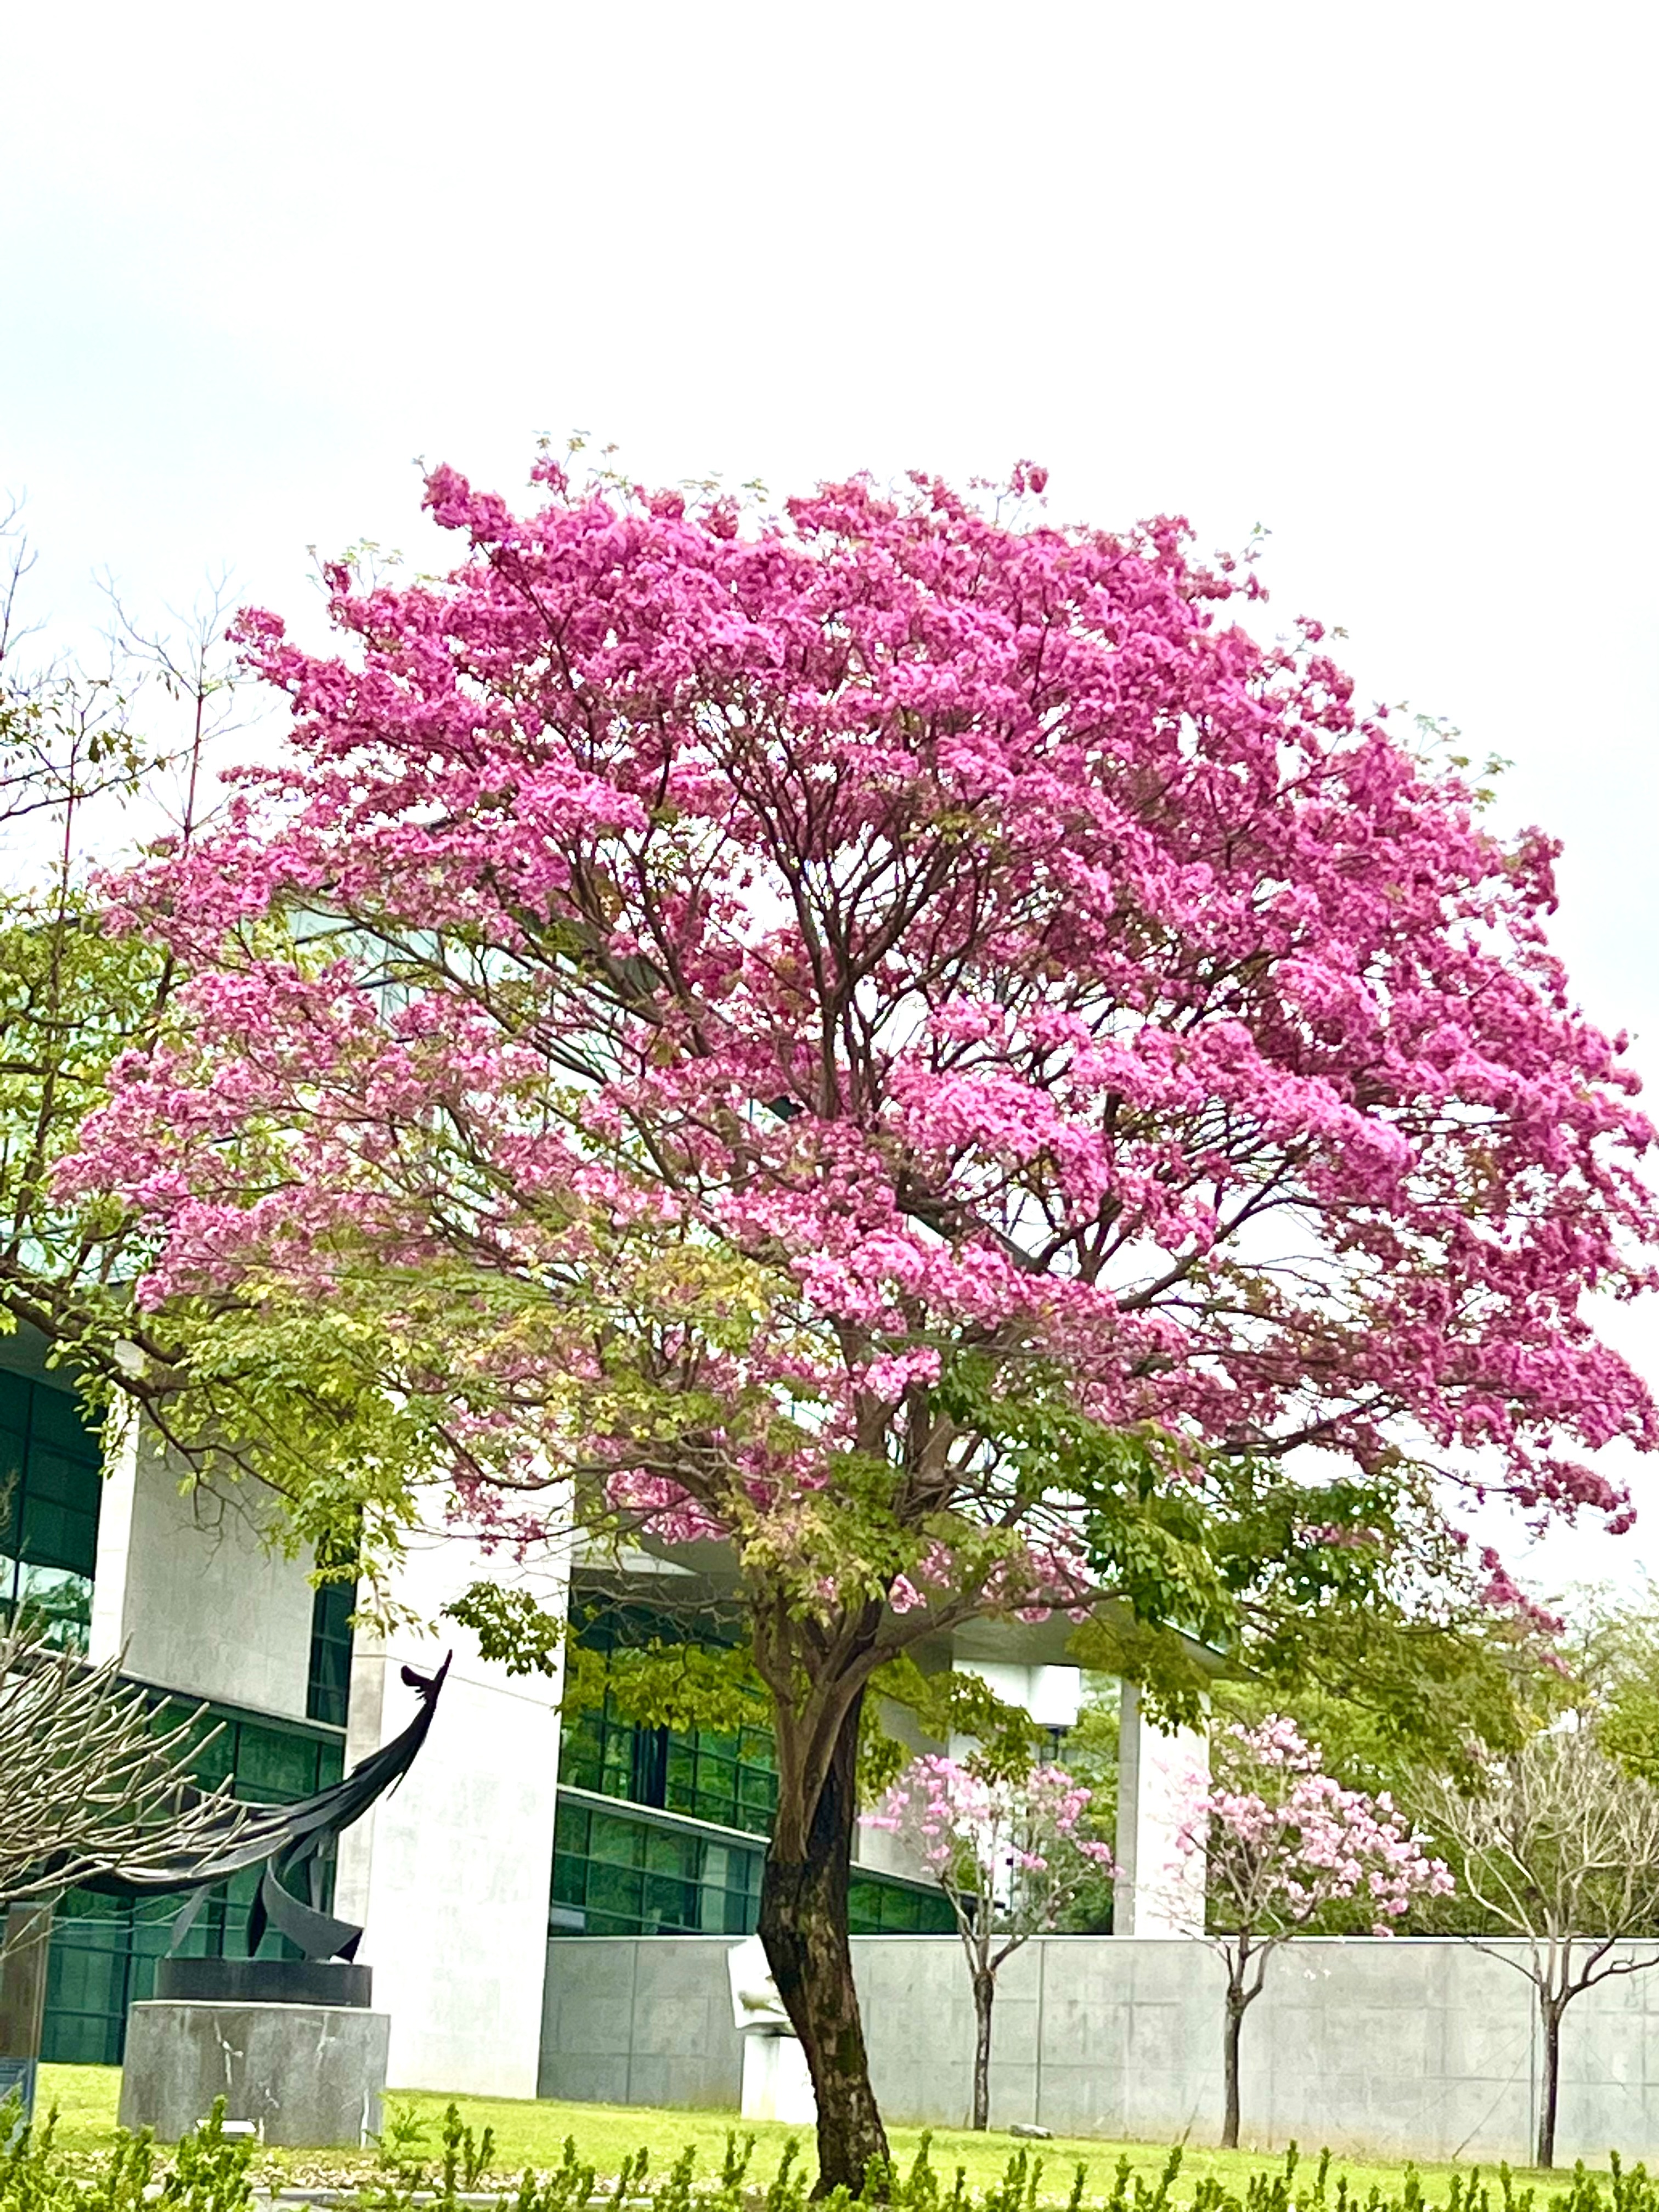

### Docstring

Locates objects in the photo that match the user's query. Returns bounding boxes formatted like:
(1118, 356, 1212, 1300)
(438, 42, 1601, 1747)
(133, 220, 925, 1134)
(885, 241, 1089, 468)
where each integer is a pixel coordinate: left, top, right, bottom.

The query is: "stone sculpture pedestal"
(119, 1960, 388, 2147)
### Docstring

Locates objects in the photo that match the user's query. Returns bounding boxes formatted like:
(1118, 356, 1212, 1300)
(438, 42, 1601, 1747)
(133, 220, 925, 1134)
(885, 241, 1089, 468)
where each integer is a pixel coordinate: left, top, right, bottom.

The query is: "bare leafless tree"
(1420, 1726, 1659, 2168)
(0, 506, 333, 1506)
(0, 1615, 243, 1938)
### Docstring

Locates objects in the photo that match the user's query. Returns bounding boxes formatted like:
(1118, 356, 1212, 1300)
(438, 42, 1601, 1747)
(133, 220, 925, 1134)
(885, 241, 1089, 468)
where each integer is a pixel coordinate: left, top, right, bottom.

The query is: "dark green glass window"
(550, 1796, 764, 1937)
(0, 1370, 102, 1651)
(848, 1872, 957, 1934)
(557, 1601, 778, 1838)
(662, 1723, 778, 1833)
(549, 1791, 955, 1941)
(307, 1580, 354, 1726)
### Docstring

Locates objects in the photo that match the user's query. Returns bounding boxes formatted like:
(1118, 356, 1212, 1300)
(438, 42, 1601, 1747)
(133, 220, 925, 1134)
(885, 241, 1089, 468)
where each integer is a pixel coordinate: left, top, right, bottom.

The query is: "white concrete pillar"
(88, 1412, 315, 1719)
(1114, 1680, 1209, 1936)
(86, 1410, 139, 1672)
(332, 1525, 568, 2097)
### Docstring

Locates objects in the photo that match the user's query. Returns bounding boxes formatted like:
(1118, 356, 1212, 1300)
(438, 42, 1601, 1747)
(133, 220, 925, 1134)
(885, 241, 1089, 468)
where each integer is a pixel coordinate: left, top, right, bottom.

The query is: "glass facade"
(557, 1598, 780, 1835)
(41, 1702, 347, 2065)
(307, 1578, 355, 1726)
(550, 1791, 953, 1939)
(0, 1370, 102, 1651)
(559, 1690, 779, 1838)
(848, 1870, 958, 1934)
(551, 1793, 765, 1937)
(553, 1597, 957, 1939)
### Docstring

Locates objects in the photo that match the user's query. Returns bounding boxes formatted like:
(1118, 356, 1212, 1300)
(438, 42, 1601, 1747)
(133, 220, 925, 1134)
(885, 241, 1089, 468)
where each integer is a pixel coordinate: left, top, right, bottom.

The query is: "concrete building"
(8, 1330, 1204, 2092)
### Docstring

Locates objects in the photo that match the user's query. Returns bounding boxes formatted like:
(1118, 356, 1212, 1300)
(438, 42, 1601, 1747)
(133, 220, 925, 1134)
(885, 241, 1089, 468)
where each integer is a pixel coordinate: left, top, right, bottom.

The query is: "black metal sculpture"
(1, 1654, 453, 2130)
(75, 1652, 451, 1966)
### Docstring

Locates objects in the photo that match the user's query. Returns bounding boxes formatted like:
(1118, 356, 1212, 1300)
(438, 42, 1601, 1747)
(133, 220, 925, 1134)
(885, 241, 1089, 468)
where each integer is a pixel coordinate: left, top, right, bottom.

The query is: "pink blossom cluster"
(1184, 1717, 1453, 1937)
(864, 1754, 1114, 1935)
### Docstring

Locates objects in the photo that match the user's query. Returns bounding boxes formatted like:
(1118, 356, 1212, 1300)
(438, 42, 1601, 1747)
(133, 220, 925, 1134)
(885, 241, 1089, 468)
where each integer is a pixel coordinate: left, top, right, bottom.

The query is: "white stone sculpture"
(725, 1935, 816, 2123)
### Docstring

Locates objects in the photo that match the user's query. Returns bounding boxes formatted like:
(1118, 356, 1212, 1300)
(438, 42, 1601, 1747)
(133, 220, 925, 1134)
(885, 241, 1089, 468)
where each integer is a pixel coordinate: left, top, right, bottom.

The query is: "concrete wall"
(336, 1525, 567, 2101)
(543, 1937, 746, 2110)
(540, 1934, 1659, 2166)
(88, 1415, 316, 1720)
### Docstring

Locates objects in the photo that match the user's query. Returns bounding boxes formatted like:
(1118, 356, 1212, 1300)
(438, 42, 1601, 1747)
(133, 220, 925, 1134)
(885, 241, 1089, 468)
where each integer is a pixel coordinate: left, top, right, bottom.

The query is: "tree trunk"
(759, 1691, 890, 2197)
(972, 1970, 995, 2130)
(1537, 1994, 1562, 2170)
(1222, 1994, 1244, 2151)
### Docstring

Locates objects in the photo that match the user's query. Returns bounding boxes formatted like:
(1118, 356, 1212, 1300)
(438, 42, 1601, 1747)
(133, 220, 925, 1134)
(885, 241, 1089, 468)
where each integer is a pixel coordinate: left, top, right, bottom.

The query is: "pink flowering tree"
(57, 456, 1656, 2188)
(865, 1756, 1113, 2130)
(1180, 1717, 1454, 2148)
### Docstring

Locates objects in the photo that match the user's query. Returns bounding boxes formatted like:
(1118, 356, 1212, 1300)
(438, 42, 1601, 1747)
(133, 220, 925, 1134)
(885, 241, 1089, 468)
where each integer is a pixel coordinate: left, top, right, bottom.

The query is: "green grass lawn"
(32, 2065, 1577, 2200)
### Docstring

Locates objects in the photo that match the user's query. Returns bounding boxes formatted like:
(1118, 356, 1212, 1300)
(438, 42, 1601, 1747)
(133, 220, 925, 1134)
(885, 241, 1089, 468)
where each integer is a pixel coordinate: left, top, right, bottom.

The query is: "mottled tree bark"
(759, 1690, 890, 2197)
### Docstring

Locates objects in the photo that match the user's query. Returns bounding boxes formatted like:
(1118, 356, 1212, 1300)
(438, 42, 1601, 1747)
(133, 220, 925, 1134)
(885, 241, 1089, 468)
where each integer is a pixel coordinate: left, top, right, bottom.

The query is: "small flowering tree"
(1181, 1717, 1453, 2148)
(865, 1756, 1114, 2130)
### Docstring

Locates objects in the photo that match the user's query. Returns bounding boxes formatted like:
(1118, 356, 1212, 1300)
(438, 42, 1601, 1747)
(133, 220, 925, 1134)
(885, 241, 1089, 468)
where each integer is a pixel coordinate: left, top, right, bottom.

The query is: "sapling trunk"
(1221, 1992, 1245, 2151)
(1218, 1942, 1263, 2153)
(972, 1970, 995, 2130)
(1537, 1990, 1565, 2170)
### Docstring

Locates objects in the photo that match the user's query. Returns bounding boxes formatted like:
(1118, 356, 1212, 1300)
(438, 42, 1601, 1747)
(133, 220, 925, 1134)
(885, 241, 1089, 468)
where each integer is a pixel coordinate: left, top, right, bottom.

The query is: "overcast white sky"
(3, 1, 1655, 1598)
